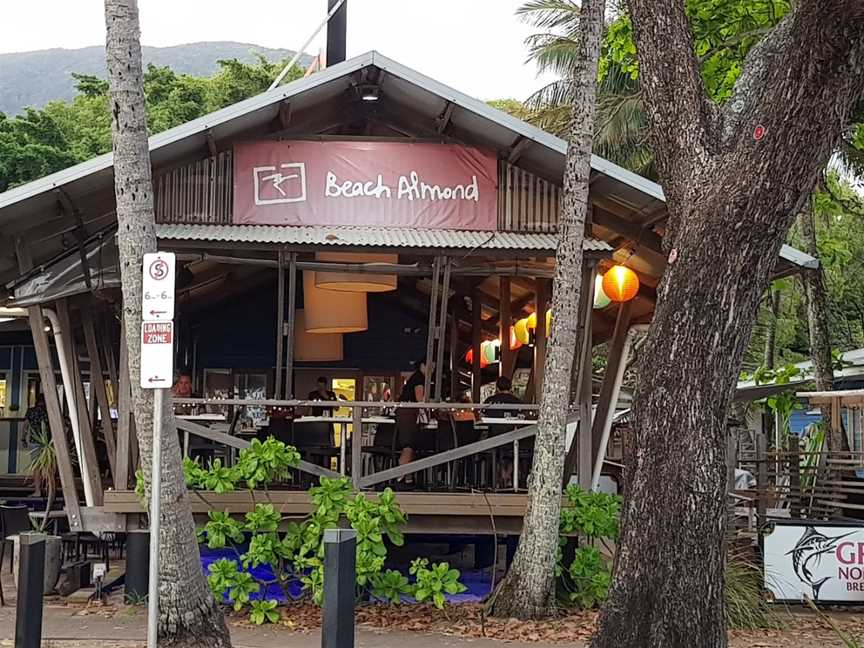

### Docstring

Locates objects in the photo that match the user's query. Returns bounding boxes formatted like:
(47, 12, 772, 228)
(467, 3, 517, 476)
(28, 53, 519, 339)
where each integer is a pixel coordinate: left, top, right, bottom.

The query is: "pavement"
(0, 604, 565, 648)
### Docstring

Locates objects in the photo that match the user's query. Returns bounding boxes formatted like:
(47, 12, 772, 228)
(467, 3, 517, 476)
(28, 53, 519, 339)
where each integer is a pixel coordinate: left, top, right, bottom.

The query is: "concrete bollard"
(14, 533, 45, 648)
(322, 528, 356, 648)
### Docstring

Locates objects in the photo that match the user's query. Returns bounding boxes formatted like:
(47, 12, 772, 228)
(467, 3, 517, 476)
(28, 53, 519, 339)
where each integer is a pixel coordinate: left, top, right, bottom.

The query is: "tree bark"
(797, 205, 843, 450)
(488, 0, 606, 620)
(763, 288, 780, 369)
(591, 2, 864, 647)
(103, 2, 232, 646)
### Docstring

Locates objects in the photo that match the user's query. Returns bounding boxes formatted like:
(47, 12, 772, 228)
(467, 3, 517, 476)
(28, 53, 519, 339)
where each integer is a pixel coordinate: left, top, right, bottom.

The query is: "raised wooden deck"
(105, 490, 537, 534)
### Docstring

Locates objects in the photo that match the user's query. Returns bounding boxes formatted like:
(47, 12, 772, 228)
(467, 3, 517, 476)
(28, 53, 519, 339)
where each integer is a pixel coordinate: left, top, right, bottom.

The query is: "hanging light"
(602, 265, 640, 303)
(482, 339, 500, 364)
(594, 274, 612, 309)
(314, 252, 398, 292)
(546, 309, 552, 332)
(527, 312, 537, 330)
(465, 347, 490, 368)
(509, 326, 522, 351)
(294, 310, 344, 361)
(303, 271, 368, 333)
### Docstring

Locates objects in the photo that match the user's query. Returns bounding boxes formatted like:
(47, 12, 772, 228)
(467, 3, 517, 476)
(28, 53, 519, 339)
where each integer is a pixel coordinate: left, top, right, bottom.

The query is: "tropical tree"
(103, 1, 232, 646)
(487, 0, 606, 620)
(589, 3, 864, 648)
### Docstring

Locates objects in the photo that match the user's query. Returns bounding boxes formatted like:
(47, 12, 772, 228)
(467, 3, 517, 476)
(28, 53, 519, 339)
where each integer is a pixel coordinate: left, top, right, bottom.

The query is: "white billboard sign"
(141, 252, 175, 321)
(764, 522, 864, 603)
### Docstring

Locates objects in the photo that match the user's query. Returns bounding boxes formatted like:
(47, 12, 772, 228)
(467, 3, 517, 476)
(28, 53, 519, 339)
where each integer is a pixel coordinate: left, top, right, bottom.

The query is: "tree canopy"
(0, 56, 301, 192)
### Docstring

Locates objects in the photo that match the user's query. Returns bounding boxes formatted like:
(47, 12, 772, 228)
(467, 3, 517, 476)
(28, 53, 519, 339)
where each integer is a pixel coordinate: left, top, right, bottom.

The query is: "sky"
(0, 0, 556, 102)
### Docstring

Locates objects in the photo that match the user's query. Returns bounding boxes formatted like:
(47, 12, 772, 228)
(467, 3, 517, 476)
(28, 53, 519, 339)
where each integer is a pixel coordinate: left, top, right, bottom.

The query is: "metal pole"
(284, 252, 298, 399)
(434, 258, 451, 401)
(14, 533, 45, 648)
(423, 259, 441, 401)
(322, 528, 356, 648)
(147, 389, 165, 648)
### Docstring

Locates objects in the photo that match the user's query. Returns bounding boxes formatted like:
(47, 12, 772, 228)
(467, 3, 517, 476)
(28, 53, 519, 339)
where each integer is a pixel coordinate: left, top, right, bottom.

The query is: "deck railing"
(173, 398, 546, 490)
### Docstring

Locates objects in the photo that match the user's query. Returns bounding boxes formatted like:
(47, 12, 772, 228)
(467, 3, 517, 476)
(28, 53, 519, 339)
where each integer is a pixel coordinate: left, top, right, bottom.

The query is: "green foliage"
(249, 599, 281, 625)
(185, 439, 465, 616)
(410, 558, 467, 610)
(557, 486, 621, 609)
(0, 57, 303, 192)
(726, 556, 782, 630)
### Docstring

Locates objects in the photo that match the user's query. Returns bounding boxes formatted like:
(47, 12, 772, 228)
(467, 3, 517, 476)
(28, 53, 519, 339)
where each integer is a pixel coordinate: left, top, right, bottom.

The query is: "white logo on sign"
(253, 162, 307, 205)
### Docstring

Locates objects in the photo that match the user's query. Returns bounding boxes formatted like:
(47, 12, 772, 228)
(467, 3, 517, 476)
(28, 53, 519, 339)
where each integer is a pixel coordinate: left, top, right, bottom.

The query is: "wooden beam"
(577, 266, 597, 490)
(434, 258, 452, 401)
(205, 129, 218, 157)
(275, 251, 285, 399)
(471, 290, 482, 403)
(27, 307, 84, 531)
(590, 301, 633, 458)
(115, 323, 132, 489)
(592, 204, 664, 253)
(499, 277, 512, 379)
(507, 137, 532, 164)
(284, 252, 297, 399)
(435, 102, 454, 133)
(56, 300, 104, 505)
(82, 308, 117, 482)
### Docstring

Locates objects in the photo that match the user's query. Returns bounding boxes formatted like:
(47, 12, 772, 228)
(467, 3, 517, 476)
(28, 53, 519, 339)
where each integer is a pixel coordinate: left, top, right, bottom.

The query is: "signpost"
(140, 252, 175, 648)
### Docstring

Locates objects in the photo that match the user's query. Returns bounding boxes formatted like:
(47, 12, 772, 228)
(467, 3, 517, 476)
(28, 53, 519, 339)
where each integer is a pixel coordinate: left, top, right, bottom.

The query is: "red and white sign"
(140, 321, 174, 388)
(141, 252, 175, 321)
(233, 141, 498, 230)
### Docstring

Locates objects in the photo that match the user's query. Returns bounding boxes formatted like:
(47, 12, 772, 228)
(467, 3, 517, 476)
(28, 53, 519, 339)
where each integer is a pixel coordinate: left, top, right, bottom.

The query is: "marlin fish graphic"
(786, 527, 857, 599)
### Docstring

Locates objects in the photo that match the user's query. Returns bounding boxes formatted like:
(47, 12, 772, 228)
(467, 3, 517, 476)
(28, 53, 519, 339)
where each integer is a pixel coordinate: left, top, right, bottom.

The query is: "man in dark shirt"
(308, 376, 337, 417)
(483, 376, 523, 413)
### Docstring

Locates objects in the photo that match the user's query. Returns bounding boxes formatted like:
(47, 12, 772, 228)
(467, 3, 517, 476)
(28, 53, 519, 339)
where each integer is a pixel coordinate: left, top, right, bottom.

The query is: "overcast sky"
(0, 1, 556, 101)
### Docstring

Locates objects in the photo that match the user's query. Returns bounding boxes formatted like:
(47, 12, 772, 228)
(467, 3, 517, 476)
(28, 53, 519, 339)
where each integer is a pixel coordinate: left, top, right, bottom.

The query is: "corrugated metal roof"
(156, 224, 611, 252)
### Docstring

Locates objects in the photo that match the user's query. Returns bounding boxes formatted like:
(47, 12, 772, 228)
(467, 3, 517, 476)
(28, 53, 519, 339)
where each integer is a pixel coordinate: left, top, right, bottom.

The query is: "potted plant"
(13, 425, 64, 593)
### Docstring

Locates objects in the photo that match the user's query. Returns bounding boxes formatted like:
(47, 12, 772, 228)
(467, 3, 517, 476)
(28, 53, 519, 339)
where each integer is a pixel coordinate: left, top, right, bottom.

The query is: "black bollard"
(15, 533, 45, 648)
(322, 528, 356, 648)
(125, 529, 150, 601)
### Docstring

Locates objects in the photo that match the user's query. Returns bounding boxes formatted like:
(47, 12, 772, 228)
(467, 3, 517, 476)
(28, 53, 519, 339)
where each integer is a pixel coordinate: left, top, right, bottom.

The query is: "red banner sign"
(233, 141, 498, 229)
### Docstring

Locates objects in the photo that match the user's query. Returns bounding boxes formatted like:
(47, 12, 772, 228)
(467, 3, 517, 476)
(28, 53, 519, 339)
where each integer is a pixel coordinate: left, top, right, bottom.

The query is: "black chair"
(364, 423, 399, 473)
(294, 422, 338, 470)
(0, 505, 32, 574)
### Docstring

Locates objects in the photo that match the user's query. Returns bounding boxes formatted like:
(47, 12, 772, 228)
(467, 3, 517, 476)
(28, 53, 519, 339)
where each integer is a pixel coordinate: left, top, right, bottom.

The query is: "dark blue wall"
(189, 283, 428, 372)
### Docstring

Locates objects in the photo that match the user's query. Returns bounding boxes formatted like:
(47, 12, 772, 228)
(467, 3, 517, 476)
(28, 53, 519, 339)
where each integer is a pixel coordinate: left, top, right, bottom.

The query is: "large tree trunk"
(103, 2, 232, 646)
(488, 0, 606, 620)
(591, 2, 864, 647)
(797, 205, 843, 450)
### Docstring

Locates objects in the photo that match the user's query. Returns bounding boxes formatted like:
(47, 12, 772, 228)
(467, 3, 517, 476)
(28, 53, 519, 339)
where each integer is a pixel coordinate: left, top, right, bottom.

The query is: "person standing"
(308, 376, 337, 417)
(396, 358, 429, 475)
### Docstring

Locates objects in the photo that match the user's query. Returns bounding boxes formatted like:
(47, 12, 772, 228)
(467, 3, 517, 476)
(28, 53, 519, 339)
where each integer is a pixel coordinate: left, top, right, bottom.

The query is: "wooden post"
(434, 258, 451, 401)
(449, 313, 458, 401)
(789, 439, 801, 518)
(533, 278, 550, 402)
(82, 308, 117, 482)
(726, 427, 738, 497)
(591, 300, 633, 456)
(27, 307, 83, 531)
(284, 252, 297, 399)
(115, 323, 132, 490)
(275, 251, 285, 399)
(351, 405, 363, 488)
(56, 300, 103, 505)
(756, 433, 768, 529)
(423, 259, 441, 401)
(499, 277, 512, 379)
(471, 290, 482, 403)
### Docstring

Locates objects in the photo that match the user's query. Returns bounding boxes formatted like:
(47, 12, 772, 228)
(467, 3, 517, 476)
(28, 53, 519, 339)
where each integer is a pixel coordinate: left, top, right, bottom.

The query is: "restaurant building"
(0, 50, 815, 533)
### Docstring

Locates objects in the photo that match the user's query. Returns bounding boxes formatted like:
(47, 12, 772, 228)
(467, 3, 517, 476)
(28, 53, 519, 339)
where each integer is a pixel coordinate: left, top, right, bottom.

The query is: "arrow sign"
(140, 321, 174, 389)
(141, 252, 176, 321)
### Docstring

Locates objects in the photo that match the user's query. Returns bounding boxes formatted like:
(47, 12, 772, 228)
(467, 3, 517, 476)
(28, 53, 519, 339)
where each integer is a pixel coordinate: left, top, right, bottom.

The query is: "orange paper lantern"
(602, 265, 640, 303)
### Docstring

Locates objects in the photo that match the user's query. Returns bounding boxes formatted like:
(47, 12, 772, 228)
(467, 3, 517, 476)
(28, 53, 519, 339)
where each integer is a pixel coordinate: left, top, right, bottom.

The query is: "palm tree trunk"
(103, 2, 231, 646)
(488, 0, 606, 620)
(797, 204, 844, 450)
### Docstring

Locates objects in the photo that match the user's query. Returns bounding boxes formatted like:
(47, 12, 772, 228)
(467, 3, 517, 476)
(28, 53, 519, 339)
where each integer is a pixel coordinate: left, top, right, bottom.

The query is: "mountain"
(0, 42, 313, 116)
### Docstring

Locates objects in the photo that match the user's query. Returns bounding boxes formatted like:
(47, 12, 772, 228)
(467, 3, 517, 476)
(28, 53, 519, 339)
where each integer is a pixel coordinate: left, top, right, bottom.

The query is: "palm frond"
(516, 0, 581, 33)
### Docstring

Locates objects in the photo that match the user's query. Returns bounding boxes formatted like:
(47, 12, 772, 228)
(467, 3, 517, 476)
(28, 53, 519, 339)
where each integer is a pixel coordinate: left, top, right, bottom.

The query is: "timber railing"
(173, 398, 546, 490)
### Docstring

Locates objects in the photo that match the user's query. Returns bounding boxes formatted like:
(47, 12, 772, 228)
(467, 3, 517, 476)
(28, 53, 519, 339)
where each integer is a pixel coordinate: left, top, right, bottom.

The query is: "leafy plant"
(566, 547, 611, 608)
(410, 558, 467, 610)
(249, 599, 280, 625)
(370, 569, 413, 604)
(726, 555, 782, 630)
(26, 426, 58, 532)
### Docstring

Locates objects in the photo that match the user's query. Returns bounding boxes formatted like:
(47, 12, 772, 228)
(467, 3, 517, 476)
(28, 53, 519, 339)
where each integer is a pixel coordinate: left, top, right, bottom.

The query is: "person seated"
(172, 370, 196, 416)
(307, 377, 337, 417)
(483, 377, 524, 488)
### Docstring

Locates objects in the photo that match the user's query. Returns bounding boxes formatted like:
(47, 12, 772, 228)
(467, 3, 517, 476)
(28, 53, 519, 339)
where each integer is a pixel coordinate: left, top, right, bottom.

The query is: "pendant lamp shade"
(294, 310, 344, 361)
(314, 252, 398, 292)
(602, 265, 640, 303)
(303, 271, 368, 333)
(594, 274, 612, 309)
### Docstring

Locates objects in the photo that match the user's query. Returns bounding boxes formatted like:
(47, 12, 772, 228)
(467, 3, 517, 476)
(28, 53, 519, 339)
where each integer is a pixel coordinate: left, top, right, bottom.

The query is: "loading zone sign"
(140, 321, 174, 388)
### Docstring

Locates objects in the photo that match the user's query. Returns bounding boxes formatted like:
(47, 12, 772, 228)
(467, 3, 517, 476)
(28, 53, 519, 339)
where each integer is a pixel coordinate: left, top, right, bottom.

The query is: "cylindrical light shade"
(514, 317, 531, 345)
(509, 326, 522, 350)
(602, 265, 640, 303)
(294, 310, 344, 361)
(594, 274, 612, 309)
(314, 252, 398, 292)
(303, 271, 368, 333)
